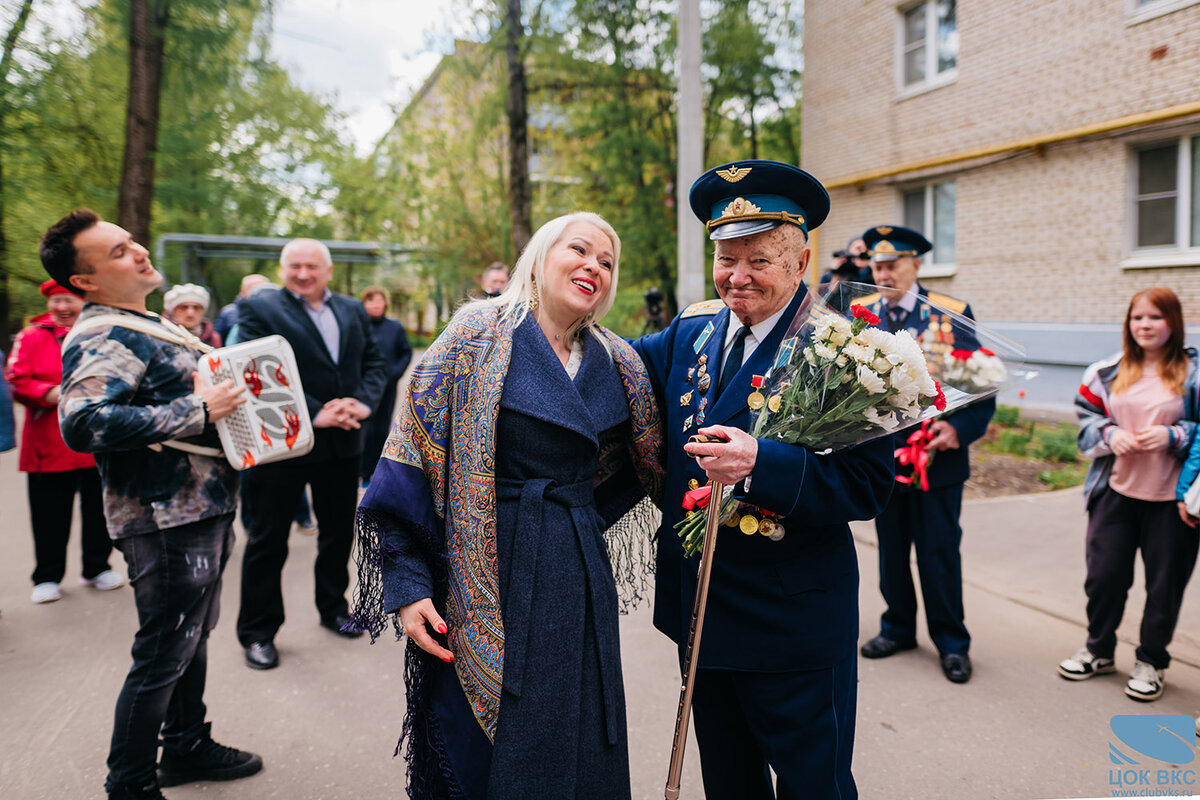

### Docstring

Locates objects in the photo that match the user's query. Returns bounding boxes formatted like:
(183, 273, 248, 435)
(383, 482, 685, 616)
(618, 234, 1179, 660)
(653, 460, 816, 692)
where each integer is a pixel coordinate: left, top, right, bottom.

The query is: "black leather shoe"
(941, 652, 972, 683)
(244, 641, 278, 670)
(860, 634, 917, 659)
(320, 614, 364, 638)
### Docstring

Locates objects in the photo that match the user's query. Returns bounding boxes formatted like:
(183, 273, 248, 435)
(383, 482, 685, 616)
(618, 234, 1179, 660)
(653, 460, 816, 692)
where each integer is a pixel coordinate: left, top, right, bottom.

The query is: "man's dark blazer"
(237, 287, 387, 464)
(633, 286, 895, 671)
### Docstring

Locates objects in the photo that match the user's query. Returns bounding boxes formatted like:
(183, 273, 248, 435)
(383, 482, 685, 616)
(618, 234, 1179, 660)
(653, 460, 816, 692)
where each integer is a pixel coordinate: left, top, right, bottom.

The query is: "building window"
(1133, 136, 1200, 251)
(901, 180, 956, 268)
(900, 0, 956, 89)
(1126, 0, 1200, 26)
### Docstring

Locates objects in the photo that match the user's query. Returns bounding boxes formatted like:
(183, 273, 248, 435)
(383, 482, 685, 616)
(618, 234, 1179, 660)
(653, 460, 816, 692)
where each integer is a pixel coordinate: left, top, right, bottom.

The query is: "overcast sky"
(268, 0, 463, 152)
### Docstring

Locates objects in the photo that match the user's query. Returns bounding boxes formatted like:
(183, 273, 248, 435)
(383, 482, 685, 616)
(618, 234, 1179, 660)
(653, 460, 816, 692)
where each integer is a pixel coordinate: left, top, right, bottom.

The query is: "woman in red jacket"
(6, 280, 123, 603)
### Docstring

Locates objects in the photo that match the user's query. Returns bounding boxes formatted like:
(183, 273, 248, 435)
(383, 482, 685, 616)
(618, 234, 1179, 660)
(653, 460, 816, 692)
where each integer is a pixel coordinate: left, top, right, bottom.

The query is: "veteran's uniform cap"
(689, 160, 830, 241)
(862, 225, 932, 262)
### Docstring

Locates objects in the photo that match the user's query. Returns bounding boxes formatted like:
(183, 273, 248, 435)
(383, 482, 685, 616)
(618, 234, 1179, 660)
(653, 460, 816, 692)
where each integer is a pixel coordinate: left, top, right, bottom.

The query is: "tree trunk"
(117, 0, 170, 248)
(0, 0, 34, 348)
(505, 0, 532, 256)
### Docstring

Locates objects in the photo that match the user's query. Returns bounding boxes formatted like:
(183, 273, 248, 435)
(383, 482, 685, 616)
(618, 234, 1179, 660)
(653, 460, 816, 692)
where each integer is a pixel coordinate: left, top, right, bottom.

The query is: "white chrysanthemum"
(826, 316, 853, 347)
(813, 341, 838, 362)
(804, 346, 817, 367)
(843, 341, 875, 365)
(856, 364, 887, 394)
(864, 405, 902, 430)
(835, 353, 848, 367)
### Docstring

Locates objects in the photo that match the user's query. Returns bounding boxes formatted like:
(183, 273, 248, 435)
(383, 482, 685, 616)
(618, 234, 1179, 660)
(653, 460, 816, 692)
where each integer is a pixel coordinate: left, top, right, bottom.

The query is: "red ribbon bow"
(894, 419, 933, 492)
(681, 484, 713, 511)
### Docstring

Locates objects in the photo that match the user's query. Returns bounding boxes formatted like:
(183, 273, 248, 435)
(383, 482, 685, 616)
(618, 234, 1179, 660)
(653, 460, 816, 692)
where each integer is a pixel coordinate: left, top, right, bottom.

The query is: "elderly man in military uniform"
(855, 225, 996, 684)
(633, 161, 894, 800)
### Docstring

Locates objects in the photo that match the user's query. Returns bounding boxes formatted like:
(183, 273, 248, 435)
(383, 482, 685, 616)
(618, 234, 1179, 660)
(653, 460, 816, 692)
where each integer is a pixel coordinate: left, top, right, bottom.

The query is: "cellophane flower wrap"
(676, 282, 1025, 555)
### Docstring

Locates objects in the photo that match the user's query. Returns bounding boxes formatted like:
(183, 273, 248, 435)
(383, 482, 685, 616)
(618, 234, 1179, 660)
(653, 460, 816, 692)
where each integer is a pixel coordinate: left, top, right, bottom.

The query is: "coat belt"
(495, 476, 621, 744)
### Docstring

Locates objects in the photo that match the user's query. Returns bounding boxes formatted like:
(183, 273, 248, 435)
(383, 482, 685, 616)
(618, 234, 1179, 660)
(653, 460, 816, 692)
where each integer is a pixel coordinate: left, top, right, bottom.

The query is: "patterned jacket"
(59, 304, 238, 538)
(1075, 347, 1199, 510)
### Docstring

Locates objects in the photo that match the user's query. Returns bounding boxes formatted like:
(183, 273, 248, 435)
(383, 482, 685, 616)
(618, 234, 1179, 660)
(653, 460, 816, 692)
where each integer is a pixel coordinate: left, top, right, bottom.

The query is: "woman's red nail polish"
(437, 623, 447, 634)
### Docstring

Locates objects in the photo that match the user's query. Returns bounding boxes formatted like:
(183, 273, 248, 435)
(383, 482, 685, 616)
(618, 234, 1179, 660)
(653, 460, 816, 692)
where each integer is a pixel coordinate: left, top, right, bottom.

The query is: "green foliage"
(988, 427, 1033, 457)
(1031, 423, 1079, 463)
(1037, 464, 1086, 490)
(2, 0, 348, 328)
(992, 404, 1020, 427)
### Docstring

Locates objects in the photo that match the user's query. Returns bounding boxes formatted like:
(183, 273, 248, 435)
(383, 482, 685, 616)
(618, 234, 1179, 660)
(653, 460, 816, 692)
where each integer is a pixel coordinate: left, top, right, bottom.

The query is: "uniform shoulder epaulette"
(680, 299, 725, 318)
(850, 292, 881, 306)
(927, 291, 967, 315)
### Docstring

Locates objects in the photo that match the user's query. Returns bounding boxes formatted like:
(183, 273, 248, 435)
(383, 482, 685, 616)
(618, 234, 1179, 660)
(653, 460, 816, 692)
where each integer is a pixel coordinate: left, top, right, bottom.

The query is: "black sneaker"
(158, 723, 263, 787)
(107, 779, 166, 799)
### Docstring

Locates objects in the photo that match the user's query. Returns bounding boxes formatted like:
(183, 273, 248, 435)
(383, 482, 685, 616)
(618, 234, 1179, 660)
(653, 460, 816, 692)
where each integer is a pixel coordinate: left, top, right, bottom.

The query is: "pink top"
(1109, 366, 1185, 502)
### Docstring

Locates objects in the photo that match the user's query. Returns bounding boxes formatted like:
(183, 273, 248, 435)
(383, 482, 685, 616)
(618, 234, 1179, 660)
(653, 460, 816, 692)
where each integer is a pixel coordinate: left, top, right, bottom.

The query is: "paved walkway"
(3, 440, 1200, 798)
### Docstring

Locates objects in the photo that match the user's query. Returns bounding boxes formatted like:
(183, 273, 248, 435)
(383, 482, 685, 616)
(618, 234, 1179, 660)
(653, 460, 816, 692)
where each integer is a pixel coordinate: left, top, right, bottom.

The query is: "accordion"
(196, 335, 315, 469)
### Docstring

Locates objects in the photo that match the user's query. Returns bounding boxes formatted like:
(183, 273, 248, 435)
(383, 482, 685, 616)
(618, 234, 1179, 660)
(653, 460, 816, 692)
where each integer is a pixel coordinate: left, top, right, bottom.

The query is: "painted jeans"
(104, 513, 234, 791)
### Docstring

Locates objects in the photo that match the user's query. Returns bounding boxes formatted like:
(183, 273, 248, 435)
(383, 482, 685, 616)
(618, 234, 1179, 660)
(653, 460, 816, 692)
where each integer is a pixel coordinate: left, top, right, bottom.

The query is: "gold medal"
(767, 395, 782, 413)
(725, 513, 740, 528)
(747, 391, 765, 410)
(739, 514, 760, 535)
(758, 518, 776, 537)
(687, 478, 699, 490)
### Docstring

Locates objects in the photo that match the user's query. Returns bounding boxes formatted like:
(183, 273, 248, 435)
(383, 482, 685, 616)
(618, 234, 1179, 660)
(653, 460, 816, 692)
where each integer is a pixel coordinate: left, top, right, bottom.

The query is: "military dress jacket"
(857, 284, 995, 489)
(633, 286, 895, 671)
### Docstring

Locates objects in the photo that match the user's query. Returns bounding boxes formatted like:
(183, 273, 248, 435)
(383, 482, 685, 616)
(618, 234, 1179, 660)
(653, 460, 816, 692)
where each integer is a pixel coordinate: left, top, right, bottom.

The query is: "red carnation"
(933, 381, 947, 411)
(950, 349, 973, 361)
(852, 305, 881, 326)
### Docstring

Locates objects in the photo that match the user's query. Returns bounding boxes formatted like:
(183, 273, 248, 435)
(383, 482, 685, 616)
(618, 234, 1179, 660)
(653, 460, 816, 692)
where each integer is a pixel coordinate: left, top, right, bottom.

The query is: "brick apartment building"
(802, 0, 1200, 404)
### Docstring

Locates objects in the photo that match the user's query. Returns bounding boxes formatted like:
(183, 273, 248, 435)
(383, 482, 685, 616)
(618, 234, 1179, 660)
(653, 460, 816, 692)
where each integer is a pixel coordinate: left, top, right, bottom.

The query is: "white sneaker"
(1126, 660, 1165, 702)
(1057, 647, 1116, 680)
(80, 570, 126, 591)
(31, 582, 63, 604)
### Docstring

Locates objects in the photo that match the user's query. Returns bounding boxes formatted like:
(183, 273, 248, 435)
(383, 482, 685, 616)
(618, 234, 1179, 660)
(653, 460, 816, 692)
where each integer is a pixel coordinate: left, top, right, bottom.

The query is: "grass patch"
(1037, 463, 1086, 490)
(992, 404, 1021, 427)
(1030, 423, 1079, 463)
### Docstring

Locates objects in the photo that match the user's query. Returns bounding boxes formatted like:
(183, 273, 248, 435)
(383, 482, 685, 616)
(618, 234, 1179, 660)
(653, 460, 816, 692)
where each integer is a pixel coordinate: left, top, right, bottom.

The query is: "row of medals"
(686, 478, 786, 542)
(681, 351, 786, 543)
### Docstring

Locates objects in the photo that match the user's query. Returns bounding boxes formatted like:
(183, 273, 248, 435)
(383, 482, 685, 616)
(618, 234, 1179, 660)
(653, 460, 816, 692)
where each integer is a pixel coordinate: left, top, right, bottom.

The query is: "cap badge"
(723, 197, 762, 218)
(875, 226, 893, 235)
(716, 165, 751, 183)
(873, 240, 896, 254)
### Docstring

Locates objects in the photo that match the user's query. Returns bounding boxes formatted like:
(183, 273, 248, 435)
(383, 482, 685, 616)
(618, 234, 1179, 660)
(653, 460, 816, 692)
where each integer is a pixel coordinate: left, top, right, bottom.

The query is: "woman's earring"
(528, 281, 539, 311)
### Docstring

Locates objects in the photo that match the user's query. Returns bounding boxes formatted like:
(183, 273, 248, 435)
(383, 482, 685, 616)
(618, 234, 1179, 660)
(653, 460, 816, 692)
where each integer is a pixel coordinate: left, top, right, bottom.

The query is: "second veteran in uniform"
(856, 225, 996, 684)
(633, 161, 894, 800)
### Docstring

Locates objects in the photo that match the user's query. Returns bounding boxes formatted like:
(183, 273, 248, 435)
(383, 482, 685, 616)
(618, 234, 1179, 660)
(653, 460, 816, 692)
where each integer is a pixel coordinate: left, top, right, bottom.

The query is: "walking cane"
(664, 478, 724, 800)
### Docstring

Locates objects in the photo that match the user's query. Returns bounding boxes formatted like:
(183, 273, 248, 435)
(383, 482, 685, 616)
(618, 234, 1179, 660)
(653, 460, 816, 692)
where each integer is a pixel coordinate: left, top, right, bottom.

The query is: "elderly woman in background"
(351, 212, 663, 799)
(6, 280, 123, 604)
(164, 282, 222, 348)
(358, 285, 412, 486)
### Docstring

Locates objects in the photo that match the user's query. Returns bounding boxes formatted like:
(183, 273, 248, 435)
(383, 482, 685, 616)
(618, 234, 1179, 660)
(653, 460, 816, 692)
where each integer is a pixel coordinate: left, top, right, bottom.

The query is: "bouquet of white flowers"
(676, 282, 1024, 556)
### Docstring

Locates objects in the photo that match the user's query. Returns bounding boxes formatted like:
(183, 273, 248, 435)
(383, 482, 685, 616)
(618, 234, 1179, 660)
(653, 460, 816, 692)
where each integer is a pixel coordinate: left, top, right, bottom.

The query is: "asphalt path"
(4, 441, 1200, 799)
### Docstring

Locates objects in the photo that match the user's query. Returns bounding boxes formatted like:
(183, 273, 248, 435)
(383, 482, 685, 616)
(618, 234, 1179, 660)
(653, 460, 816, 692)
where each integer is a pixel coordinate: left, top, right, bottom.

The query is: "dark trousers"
(28, 467, 111, 585)
(105, 514, 234, 791)
(1084, 486, 1199, 669)
(236, 455, 359, 645)
(875, 483, 970, 655)
(690, 655, 858, 800)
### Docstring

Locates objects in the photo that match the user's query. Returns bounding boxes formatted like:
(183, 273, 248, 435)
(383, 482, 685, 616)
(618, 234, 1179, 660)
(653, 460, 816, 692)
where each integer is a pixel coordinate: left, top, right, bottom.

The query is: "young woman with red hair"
(1058, 287, 1199, 701)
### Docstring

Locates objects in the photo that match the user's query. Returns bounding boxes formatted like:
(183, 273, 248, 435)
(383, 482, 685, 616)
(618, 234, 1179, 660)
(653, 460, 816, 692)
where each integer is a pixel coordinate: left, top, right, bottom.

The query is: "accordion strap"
(62, 312, 222, 459)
